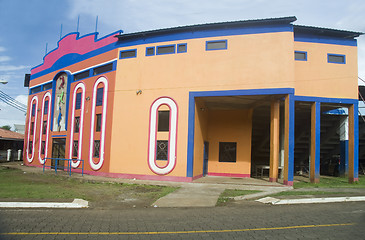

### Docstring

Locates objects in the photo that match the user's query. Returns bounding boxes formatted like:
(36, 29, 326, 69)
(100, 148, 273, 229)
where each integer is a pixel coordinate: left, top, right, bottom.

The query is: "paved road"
(0, 202, 364, 240)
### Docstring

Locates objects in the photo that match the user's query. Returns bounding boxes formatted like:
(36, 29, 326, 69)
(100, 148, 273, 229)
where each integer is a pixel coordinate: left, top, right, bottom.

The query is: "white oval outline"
(89, 77, 108, 170)
(69, 82, 86, 168)
(148, 97, 178, 175)
(26, 96, 38, 163)
(38, 92, 52, 164)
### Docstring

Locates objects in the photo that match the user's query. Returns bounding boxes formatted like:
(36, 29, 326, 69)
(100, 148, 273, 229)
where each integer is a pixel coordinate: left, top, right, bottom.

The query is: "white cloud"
(0, 56, 11, 62)
(0, 46, 5, 52)
(0, 65, 30, 72)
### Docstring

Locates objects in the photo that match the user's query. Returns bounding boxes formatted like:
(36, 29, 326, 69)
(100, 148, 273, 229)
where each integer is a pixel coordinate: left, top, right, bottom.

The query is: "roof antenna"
(60, 24, 63, 40)
(95, 15, 98, 32)
(77, 15, 80, 32)
(45, 43, 48, 55)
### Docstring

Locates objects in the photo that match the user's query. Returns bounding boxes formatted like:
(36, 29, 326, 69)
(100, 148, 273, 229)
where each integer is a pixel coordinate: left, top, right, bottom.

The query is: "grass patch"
(269, 190, 352, 197)
(217, 189, 261, 206)
(0, 167, 177, 207)
(294, 175, 365, 189)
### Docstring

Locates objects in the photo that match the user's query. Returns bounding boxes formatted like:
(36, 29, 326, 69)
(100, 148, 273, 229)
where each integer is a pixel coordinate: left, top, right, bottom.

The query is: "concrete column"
(270, 100, 280, 182)
(283, 94, 294, 186)
(348, 104, 359, 183)
(339, 116, 348, 176)
(310, 102, 320, 183)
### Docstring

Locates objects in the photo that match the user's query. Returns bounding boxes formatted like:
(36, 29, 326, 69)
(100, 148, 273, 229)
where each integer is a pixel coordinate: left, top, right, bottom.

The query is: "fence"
(43, 158, 84, 177)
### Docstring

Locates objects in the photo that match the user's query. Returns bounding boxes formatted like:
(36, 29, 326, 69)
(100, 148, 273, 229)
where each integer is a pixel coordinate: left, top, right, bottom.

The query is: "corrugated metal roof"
(294, 25, 363, 38)
(115, 16, 297, 40)
(0, 128, 24, 141)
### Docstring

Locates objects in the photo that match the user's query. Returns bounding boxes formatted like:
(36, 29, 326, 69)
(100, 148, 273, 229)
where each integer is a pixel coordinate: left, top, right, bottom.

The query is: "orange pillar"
(269, 100, 280, 182)
(310, 102, 320, 183)
(348, 104, 359, 183)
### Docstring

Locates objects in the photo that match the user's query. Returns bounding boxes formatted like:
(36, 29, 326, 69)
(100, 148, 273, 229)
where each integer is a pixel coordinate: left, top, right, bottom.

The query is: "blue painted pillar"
(339, 116, 349, 176)
(310, 102, 320, 183)
(186, 93, 195, 178)
(283, 94, 295, 186)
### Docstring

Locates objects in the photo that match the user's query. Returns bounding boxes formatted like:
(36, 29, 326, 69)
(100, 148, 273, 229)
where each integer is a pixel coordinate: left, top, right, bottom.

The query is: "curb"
(0, 199, 89, 208)
(256, 196, 365, 205)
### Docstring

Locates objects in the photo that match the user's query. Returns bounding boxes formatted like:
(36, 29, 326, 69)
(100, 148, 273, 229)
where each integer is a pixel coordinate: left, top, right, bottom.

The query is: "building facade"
(24, 17, 361, 185)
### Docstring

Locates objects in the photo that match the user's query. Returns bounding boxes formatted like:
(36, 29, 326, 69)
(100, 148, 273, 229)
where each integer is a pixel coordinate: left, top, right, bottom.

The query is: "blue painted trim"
(294, 35, 357, 47)
(327, 53, 346, 64)
(287, 93, 295, 182)
(177, 43, 187, 53)
(52, 135, 67, 137)
(294, 95, 357, 104)
(186, 87, 295, 178)
(119, 49, 137, 59)
(294, 51, 307, 61)
(314, 102, 321, 179)
(31, 25, 292, 80)
(353, 102, 359, 179)
(29, 82, 53, 95)
(339, 140, 348, 176)
(156, 44, 176, 55)
(146, 47, 155, 56)
(205, 40, 227, 51)
(92, 61, 117, 76)
(186, 93, 196, 177)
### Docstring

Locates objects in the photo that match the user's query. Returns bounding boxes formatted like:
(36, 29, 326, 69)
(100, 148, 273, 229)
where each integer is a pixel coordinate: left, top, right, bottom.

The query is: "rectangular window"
(156, 140, 168, 160)
(146, 47, 155, 56)
(157, 45, 175, 55)
(32, 103, 36, 116)
(219, 142, 237, 162)
(96, 88, 104, 106)
(295, 51, 307, 61)
(30, 86, 41, 94)
(74, 116, 80, 133)
(41, 141, 45, 154)
(93, 140, 100, 158)
(30, 122, 34, 134)
(29, 141, 33, 154)
(328, 54, 346, 64)
(158, 111, 170, 132)
(72, 140, 78, 157)
(44, 100, 49, 115)
(74, 70, 90, 81)
(42, 121, 47, 134)
(177, 43, 187, 53)
(96, 114, 102, 132)
(93, 63, 113, 75)
(120, 49, 137, 59)
(43, 82, 52, 91)
(206, 40, 227, 51)
(75, 92, 82, 110)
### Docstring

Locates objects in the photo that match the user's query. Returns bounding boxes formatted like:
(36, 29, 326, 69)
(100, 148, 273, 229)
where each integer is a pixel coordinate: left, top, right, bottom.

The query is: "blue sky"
(1, 0, 365, 128)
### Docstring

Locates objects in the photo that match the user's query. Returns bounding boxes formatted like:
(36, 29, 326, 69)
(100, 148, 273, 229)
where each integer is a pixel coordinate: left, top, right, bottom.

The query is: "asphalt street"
(0, 201, 364, 240)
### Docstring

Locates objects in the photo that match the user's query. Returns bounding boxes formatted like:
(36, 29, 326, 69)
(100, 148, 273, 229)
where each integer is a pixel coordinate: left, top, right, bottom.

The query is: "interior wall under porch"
(193, 99, 253, 178)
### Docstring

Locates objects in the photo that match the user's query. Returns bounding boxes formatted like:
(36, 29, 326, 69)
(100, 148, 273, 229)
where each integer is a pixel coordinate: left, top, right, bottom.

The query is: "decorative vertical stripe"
(38, 92, 51, 164)
(69, 82, 86, 168)
(89, 77, 108, 170)
(26, 96, 38, 163)
(148, 97, 178, 175)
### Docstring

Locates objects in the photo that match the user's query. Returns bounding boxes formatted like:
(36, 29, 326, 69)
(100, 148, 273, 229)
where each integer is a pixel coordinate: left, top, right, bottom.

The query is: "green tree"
(0, 125, 11, 131)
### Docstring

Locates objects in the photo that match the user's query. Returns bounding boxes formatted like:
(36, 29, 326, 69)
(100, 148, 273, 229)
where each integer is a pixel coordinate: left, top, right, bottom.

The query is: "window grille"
(156, 140, 168, 160)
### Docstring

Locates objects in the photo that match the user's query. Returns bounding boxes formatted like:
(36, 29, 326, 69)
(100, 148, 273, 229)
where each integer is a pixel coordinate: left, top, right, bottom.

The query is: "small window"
(72, 140, 78, 157)
(75, 92, 82, 110)
(96, 114, 102, 132)
(44, 100, 49, 115)
(219, 142, 237, 162)
(93, 140, 100, 158)
(156, 140, 168, 160)
(74, 116, 80, 133)
(146, 47, 155, 56)
(206, 40, 227, 51)
(74, 70, 90, 81)
(120, 49, 137, 59)
(177, 44, 187, 53)
(41, 141, 45, 155)
(30, 86, 41, 94)
(157, 45, 175, 55)
(29, 141, 33, 154)
(30, 122, 34, 134)
(43, 82, 52, 91)
(328, 54, 345, 64)
(32, 104, 36, 116)
(295, 51, 307, 61)
(42, 121, 47, 134)
(158, 110, 170, 132)
(93, 63, 113, 75)
(96, 88, 104, 106)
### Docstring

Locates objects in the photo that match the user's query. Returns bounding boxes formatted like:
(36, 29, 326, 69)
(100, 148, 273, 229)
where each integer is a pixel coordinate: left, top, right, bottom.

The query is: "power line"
(0, 90, 27, 113)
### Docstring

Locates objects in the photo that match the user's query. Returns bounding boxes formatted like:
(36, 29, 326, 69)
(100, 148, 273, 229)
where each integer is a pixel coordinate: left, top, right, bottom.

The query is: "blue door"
(203, 142, 209, 176)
